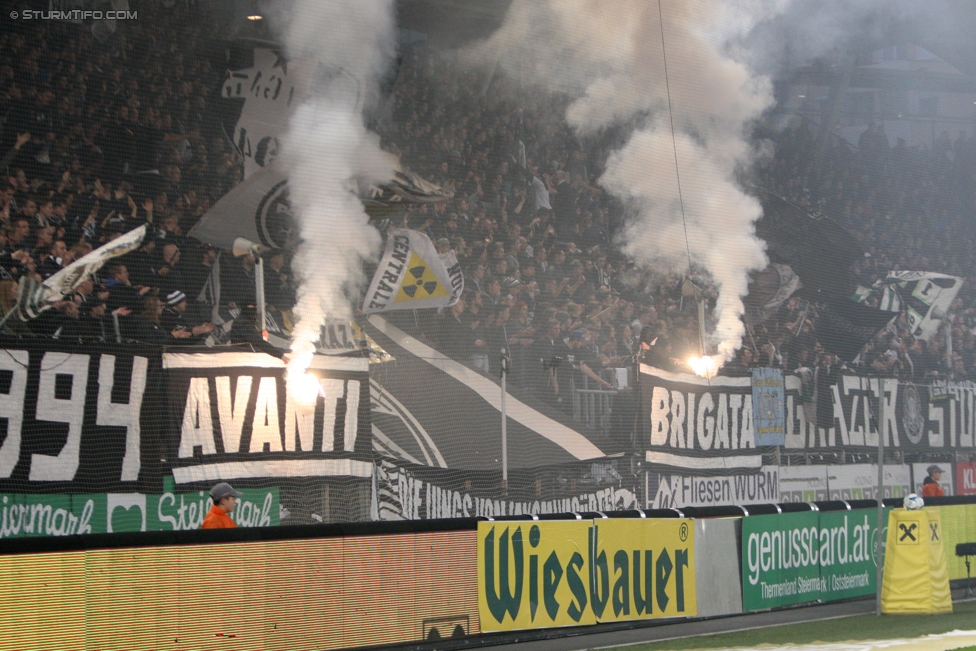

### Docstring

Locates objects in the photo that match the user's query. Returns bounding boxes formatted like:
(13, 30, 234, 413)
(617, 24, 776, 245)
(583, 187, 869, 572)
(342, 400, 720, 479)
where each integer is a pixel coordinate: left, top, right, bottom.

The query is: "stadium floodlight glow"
(247, 14, 263, 20)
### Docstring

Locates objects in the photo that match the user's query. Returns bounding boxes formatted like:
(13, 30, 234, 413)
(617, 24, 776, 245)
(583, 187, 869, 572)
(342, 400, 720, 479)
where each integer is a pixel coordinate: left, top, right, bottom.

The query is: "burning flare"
(688, 355, 721, 378)
(288, 364, 324, 407)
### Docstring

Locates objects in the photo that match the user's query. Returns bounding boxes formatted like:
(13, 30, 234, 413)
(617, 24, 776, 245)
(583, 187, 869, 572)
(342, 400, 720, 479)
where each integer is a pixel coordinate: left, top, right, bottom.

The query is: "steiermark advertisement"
(0, 485, 279, 539)
(742, 508, 890, 611)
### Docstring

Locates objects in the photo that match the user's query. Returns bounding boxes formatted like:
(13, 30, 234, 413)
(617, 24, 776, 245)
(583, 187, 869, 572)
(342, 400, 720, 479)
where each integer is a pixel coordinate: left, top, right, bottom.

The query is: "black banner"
(641, 365, 765, 473)
(786, 375, 976, 453)
(0, 338, 163, 493)
(641, 365, 976, 462)
(372, 457, 638, 520)
(360, 315, 609, 470)
(164, 349, 373, 485)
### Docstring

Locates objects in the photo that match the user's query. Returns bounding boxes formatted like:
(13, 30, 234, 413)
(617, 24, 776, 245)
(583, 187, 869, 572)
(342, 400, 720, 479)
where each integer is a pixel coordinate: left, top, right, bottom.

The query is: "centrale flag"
(363, 229, 463, 313)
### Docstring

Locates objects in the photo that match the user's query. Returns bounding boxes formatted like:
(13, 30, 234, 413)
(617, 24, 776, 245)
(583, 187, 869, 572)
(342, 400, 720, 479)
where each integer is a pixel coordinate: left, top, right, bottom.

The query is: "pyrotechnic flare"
(268, 0, 398, 385)
(472, 0, 775, 370)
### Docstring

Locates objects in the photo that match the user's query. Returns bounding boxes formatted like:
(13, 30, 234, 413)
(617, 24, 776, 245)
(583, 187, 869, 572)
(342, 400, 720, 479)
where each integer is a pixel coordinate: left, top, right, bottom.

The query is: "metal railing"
(572, 374, 621, 434)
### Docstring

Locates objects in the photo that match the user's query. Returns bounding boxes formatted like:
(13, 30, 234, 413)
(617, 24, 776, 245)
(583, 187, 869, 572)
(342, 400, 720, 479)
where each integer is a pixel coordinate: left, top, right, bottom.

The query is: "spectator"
(131, 295, 187, 345)
(160, 290, 214, 343)
(566, 329, 613, 390)
(529, 319, 565, 403)
(104, 263, 149, 312)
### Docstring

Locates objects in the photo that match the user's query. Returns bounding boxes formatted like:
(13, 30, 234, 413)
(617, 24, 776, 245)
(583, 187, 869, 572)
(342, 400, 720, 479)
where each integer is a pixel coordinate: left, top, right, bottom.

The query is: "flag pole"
(875, 374, 886, 616)
(946, 314, 953, 378)
(255, 255, 267, 340)
(500, 348, 510, 491)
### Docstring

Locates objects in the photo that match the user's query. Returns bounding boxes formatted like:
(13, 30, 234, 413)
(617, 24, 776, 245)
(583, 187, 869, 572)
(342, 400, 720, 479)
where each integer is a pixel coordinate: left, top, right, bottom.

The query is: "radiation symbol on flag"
(394, 253, 448, 303)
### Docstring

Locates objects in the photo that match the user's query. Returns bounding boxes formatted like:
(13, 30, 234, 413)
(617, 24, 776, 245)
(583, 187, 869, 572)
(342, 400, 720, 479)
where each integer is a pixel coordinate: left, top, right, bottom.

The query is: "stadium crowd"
(0, 3, 289, 346)
(382, 52, 976, 398)
(1, 2, 976, 409)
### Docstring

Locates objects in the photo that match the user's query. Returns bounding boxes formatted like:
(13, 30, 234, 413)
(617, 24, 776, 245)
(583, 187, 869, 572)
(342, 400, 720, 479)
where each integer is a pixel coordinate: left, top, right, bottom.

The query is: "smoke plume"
(472, 0, 777, 361)
(270, 0, 397, 378)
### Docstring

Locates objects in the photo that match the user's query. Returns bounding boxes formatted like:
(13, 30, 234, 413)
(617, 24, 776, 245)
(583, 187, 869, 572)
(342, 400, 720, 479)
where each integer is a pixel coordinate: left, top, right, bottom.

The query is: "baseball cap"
(927, 465, 945, 475)
(210, 482, 243, 501)
(436, 237, 450, 247)
(569, 329, 587, 341)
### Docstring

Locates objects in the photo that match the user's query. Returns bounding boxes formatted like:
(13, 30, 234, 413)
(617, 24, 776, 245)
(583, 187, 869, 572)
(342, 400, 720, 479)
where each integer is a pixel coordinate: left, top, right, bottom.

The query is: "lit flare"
(288, 369, 324, 407)
(688, 355, 720, 378)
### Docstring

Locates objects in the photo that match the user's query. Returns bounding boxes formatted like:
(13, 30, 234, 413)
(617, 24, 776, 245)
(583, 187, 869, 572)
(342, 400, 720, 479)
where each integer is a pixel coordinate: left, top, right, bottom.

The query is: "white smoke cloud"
(472, 0, 776, 361)
(740, 0, 966, 77)
(269, 0, 397, 377)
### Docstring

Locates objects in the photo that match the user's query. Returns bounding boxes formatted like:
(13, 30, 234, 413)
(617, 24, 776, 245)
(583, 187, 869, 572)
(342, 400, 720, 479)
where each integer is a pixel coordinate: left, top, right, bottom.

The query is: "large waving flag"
(221, 48, 298, 179)
(363, 230, 462, 314)
(188, 164, 453, 252)
(201, 44, 453, 253)
(877, 271, 963, 341)
(187, 165, 292, 251)
(11, 224, 147, 321)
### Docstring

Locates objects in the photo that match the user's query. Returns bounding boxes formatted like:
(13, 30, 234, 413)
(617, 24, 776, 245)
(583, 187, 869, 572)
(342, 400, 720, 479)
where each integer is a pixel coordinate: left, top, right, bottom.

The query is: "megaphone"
(232, 237, 266, 258)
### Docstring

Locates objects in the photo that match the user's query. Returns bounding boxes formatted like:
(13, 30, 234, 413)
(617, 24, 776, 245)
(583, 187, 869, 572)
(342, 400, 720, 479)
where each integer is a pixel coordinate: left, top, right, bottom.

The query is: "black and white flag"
(877, 271, 963, 341)
(188, 165, 293, 251)
(362, 230, 462, 313)
(222, 48, 298, 178)
(13, 225, 147, 321)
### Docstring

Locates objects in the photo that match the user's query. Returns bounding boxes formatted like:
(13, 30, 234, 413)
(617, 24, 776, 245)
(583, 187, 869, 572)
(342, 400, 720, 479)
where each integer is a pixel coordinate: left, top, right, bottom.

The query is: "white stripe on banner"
(645, 450, 763, 471)
(163, 352, 369, 372)
(640, 364, 753, 388)
(173, 459, 373, 483)
(368, 315, 605, 461)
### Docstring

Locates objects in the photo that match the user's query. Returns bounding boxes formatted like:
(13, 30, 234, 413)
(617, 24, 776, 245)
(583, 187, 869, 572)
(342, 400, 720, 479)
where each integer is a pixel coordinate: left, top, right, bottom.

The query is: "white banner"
(362, 230, 462, 313)
(778, 465, 828, 503)
(645, 464, 914, 509)
(645, 466, 780, 509)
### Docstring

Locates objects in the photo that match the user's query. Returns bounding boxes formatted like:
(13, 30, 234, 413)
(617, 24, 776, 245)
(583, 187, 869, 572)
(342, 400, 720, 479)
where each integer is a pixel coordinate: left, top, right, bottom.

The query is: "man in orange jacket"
(921, 465, 946, 498)
(201, 482, 243, 529)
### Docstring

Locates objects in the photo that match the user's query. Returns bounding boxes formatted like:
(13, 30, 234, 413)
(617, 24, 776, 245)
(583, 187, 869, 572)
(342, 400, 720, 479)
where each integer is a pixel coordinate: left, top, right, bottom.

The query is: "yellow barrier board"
(940, 504, 976, 580)
(478, 520, 596, 631)
(478, 519, 696, 632)
(594, 518, 696, 622)
(881, 508, 952, 614)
